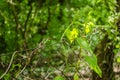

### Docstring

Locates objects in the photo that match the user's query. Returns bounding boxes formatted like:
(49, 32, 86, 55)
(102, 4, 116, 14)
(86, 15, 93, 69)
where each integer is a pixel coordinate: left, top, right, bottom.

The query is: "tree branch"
(0, 51, 18, 79)
(23, 2, 33, 50)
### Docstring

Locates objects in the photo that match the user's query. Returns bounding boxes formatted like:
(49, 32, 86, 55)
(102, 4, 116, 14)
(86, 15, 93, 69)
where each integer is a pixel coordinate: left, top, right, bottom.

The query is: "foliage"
(0, 0, 120, 80)
(73, 73, 79, 80)
(53, 76, 65, 80)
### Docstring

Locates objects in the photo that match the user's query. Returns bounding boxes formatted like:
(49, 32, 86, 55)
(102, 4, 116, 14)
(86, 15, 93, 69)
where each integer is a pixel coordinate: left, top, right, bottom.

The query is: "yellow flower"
(67, 28, 78, 43)
(85, 22, 94, 34)
(85, 26, 90, 34)
(71, 28, 78, 38)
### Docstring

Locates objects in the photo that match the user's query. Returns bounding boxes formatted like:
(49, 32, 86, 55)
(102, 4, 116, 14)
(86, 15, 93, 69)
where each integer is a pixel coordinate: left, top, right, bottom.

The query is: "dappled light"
(0, 0, 120, 80)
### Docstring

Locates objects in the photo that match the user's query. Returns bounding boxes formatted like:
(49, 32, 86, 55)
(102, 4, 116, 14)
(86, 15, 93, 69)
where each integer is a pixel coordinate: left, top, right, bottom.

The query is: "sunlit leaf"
(74, 73, 79, 80)
(117, 57, 120, 63)
(53, 76, 65, 80)
(77, 37, 102, 77)
(84, 55, 102, 77)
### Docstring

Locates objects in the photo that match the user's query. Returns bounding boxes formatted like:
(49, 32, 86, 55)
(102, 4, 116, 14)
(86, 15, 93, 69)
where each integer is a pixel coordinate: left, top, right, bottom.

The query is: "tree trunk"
(92, 35, 115, 80)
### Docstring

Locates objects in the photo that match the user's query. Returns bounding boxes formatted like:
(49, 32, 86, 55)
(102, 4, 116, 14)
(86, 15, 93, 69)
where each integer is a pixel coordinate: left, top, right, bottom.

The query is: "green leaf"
(84, 55, 102, 77)
(74, 73, 79, 80)
(77, 37, 102, 77)
(117, 57, 120, 63)
(77, 38, 90, 51)
(65, 28, 70, 36)
(53, 76, 65, 80)
(3, 73, 11, 80)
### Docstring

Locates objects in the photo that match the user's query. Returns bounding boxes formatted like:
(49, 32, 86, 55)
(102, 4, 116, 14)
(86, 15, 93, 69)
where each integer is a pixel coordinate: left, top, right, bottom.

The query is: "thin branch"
(29, 8, 38, 27)
(11, 5, 19, 28)
(8, 2, 24, 50)
(0, 38, 49, 79)
(24, 3, 33, 36)
(23, 3, 33, 50)
(0, 51, 18, 79)
(45, 7, 51, 29)
(15, 65, 27, 78)
(13, 39, 49, 78)
(26, 38, 49, 65)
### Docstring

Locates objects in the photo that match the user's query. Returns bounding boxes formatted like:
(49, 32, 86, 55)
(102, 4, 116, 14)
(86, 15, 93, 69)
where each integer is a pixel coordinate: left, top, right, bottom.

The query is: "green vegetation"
(0, 0, 120, 80)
